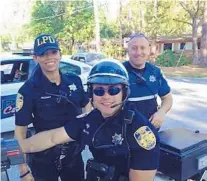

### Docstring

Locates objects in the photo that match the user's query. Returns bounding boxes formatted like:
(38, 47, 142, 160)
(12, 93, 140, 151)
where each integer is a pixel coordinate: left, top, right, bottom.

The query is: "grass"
(160, 65, 207, 78)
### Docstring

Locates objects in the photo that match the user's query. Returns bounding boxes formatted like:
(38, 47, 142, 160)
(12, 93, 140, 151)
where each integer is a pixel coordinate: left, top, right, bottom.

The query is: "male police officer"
(123, 33, 173, 129)
(15, 34, 90, 181)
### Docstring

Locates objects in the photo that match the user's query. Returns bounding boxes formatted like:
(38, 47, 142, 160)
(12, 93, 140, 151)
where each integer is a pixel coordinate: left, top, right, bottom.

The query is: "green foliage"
(27, 0, 94, 54)
(59, 0, 94, 54)
(100, 22, 119, 39)
(144, 0, 191, 37)
(29, 1, 66, 36)
(101, 40, 125, 60)
(155, 50, 191, 67)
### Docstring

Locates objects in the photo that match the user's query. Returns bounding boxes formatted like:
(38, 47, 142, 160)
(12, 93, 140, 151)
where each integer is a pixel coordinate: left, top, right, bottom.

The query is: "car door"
(1, 58, 35, 133)
(59, 62, 81, 75)
(59, 61, 88, 91)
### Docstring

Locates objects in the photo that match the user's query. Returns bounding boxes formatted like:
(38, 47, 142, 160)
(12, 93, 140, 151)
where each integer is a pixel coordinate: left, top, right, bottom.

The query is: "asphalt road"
(161, 77, 207, 133)
(1, 77, 207, 181)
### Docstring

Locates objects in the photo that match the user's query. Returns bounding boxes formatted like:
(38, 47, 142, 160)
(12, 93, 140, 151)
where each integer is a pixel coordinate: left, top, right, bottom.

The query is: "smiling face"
(92, 84, 123, 118)
(33, 49, 61, 74)
(128, 37, 150, 69)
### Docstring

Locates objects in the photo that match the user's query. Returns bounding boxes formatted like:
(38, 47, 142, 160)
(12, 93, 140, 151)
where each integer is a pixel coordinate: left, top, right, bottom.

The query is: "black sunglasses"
(93, 87, 122, 96)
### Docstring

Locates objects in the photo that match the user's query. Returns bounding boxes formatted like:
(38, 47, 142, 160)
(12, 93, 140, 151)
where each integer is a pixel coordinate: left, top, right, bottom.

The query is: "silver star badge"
(112, 133, 124, 146)
(68, 83, 77, 91)
(149, 75, 156, 82)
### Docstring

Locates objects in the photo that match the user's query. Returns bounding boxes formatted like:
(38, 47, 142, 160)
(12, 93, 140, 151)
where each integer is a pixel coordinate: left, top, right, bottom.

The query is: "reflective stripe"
(128, 94, 158, 101)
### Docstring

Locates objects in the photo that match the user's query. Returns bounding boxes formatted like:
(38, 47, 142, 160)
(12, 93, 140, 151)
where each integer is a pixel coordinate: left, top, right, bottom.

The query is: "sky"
(0, 0, 33, 35)
(0, 0, 121, 33)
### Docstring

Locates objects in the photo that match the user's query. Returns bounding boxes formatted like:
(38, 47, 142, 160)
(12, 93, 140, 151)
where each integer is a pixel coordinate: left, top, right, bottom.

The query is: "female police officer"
(15, 34, 90, 181)
(19, 60, 160, 181)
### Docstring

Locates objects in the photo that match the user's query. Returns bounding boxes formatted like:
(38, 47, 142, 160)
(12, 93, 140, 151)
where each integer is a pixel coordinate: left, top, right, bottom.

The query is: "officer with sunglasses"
(123, 32, 173, 129)
(19, 60, 160, 181)
(14, 34, 90, 181)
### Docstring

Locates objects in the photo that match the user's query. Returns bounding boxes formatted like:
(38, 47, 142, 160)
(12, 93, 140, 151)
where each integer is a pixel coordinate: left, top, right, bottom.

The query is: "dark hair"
(127, 32, 149, 43)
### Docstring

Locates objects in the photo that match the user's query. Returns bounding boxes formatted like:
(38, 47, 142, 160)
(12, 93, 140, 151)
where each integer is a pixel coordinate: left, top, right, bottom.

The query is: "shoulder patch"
(134, 126, 156, 150)
(16, 93, 24, 112)
(76, 112, 89, 118)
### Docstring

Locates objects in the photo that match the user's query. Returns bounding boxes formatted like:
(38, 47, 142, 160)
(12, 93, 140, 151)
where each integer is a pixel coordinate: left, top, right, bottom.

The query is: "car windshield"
(87, 54, 105, 62)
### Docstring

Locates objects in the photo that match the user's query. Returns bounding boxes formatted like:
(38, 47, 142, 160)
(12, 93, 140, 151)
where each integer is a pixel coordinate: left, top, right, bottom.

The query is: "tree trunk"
(149, 0, 158, 64)
(192, 20, 199, 65)
(119, 0, 123, 46)
(200, 1, 207, 67)
(150, 39, 157, 64)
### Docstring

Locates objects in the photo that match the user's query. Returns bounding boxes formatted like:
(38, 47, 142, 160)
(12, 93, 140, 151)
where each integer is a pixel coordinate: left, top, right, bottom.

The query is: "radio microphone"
(110, 99, 127, 108)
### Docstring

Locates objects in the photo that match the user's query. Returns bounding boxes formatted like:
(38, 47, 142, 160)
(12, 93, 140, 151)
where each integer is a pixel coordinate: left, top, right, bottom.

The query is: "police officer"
(123, 32, 173, 129)
(15, 34, 90, 181)
(20, 60, 160, 181)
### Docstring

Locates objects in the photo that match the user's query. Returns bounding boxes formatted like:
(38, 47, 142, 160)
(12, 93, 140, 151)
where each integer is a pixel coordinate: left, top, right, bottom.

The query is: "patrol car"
(71, 52, 106, 66)
(1, 54, 91, 133)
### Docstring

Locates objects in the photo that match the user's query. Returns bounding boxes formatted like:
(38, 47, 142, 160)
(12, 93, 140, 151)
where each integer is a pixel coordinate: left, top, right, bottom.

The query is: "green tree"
(29, 1, 66, 36)
(27, 0, 94, 54)
(59, 0, 94, 54)
(174, 0, 205, 65)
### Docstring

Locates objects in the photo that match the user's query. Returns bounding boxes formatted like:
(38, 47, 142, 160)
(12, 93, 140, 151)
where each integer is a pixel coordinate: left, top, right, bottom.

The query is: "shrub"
(155, 50, 191, 67)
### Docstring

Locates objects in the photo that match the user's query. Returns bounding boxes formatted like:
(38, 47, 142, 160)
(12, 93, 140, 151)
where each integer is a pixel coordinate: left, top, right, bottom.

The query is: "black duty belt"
(32, 142, 82, 170)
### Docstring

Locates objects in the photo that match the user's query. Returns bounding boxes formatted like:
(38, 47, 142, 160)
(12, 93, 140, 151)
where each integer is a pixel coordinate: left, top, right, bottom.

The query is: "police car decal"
(16, 93, 24, 112)
(134, 126, 156, 150)
(1, 94, 16, 119)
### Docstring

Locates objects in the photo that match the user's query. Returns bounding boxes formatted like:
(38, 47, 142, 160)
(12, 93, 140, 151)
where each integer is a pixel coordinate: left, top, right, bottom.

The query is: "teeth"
(46, 62, 55, 65)
(102, 103, 112, 106)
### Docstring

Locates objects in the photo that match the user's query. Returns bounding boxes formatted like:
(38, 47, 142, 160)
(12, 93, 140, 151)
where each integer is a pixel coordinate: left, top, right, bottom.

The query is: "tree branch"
(195, 0, 200, 17)
(180, 2, 195, 19)
(173, 18, 193, 26)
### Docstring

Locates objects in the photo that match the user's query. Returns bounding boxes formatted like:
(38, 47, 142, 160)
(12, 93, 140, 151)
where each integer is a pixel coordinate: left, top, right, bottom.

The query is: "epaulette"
(76, 112, 89, 118)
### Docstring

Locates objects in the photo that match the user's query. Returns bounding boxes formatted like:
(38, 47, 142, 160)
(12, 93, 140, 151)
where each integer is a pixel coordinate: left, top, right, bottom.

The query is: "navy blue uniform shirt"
(64, 108, 160, 176)
(123, 61, 171, 119)
(15, 66, 89, 162)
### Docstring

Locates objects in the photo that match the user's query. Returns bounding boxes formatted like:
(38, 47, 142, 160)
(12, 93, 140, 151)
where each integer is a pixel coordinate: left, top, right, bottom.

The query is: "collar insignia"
(86, 123, 90, 129)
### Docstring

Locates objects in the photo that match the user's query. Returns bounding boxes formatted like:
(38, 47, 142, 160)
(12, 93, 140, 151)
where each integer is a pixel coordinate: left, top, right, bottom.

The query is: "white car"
(71, 52, 107, 66)
(60, 58, 92, 91)
(1, 54, 91, 133)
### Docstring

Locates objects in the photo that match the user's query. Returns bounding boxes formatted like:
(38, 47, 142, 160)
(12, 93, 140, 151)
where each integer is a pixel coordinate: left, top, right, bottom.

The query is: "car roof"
(61, 58, 92, 68)
(0, 54, 33, 62)
(73, 52, 104, 56)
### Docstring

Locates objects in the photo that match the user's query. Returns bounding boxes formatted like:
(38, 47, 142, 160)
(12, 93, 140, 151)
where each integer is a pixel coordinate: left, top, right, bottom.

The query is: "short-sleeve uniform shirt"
(64, 108, 160, 177)
(123, 61, 171, 119)
(15, 66, 89, 132)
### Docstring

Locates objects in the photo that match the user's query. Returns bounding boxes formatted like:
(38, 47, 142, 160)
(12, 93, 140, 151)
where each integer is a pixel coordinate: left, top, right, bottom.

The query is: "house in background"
(155, 34, 201, 60)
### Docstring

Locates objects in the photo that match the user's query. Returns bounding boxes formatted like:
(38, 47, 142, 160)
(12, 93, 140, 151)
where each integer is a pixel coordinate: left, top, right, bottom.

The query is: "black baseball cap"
(34, 34, 60, 56)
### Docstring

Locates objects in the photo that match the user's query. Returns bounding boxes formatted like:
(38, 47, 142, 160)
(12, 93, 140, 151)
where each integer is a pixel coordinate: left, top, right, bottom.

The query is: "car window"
(77, 56, 85, 62)
(87, 54, 105, 62)
(1, 60, 30, 84)
(0, 64, 13, 74)
(59, 62, 81, 75)
(73, 56, 78, 60)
